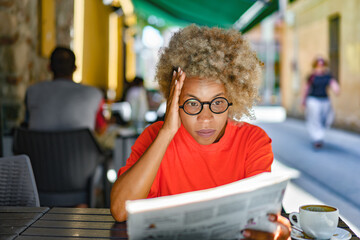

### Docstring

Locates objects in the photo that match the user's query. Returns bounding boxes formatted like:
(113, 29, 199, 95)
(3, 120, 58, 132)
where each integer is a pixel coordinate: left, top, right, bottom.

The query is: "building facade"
(0, 0, 134, 133)
(280, 0, 360, 132)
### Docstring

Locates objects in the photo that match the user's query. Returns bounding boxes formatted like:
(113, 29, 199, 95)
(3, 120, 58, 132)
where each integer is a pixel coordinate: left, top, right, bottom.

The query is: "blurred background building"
(1, 0, 360, 134)
(279, 0, 360, 132)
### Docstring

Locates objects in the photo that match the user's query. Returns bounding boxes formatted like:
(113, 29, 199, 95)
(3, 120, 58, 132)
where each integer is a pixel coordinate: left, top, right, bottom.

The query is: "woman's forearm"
(111, 68, 185, 222)
(330, 79, 340, 95)
(301, 83, 310, 105)
(110, 128, 175, 222)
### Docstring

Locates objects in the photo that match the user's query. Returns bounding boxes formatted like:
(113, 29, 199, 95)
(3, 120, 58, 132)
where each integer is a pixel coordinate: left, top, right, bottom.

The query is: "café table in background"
(0, 206, 358, 240)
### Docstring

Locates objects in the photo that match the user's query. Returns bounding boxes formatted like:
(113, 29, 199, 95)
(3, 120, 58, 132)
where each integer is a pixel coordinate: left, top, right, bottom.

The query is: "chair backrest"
(0, 107, 3, 157)
(114, 134, 138, 171)
(0, 154, 40, 207)
(12, 128, 103, 193)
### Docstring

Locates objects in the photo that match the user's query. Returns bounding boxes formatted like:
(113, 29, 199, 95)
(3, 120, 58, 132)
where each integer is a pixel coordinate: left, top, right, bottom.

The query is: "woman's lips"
(196, 129, 216, 138)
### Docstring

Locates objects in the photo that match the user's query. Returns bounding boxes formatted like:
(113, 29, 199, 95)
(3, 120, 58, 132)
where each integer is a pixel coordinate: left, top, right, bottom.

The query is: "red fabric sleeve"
(244, 125, 273, 178)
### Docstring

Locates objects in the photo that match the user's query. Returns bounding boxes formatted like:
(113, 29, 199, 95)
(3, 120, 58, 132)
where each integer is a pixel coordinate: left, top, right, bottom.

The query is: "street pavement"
(256, 117, 360, 232)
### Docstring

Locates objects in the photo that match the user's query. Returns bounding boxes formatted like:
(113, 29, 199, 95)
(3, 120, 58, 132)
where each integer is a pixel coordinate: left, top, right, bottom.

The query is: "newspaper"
(126, 172, 293, 240)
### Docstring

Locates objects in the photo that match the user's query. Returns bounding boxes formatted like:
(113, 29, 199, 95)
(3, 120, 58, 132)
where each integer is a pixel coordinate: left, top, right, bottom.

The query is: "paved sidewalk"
(256, 117, 360, 234)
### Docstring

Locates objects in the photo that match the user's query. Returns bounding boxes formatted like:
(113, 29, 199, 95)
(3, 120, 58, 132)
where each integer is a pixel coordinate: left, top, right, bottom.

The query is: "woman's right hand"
(162, 67, 186, 136)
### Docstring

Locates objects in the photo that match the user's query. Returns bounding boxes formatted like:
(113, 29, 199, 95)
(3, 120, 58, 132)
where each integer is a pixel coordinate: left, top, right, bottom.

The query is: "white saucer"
(291, 227, 352, 240)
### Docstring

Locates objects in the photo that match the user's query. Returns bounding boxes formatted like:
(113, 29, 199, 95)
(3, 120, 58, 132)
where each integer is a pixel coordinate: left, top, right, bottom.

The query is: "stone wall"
(0, 0, 73, 134)
(55, 0, 74, 46)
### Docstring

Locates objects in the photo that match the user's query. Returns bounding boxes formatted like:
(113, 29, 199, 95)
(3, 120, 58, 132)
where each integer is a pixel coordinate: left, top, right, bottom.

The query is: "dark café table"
(0, 207, 358, 240)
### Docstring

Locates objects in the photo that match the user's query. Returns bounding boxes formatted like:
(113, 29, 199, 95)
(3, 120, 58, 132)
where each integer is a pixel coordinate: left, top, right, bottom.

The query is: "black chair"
(0, 106, 3, 157)
(0, 154, 40, 207)
(12, 128, 111, 208)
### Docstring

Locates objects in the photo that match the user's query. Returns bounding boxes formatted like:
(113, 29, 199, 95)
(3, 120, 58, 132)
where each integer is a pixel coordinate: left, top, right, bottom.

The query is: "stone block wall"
(0, 0, 73, 134)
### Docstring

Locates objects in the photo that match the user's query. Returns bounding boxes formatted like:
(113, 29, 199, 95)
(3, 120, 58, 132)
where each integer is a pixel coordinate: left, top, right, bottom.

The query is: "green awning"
(132, 0, 279, 32)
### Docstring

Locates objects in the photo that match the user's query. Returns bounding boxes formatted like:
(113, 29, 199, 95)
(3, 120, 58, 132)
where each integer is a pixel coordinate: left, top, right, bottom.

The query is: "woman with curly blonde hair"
(156, 25, 261, 122)
(111, 25, 291, 239)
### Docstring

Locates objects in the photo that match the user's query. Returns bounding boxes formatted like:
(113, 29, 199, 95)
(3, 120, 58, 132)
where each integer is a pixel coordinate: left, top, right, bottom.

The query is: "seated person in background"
(24, 46, 107, 137)
(125, 76, 149, 133)
(110, 25, 291, 239)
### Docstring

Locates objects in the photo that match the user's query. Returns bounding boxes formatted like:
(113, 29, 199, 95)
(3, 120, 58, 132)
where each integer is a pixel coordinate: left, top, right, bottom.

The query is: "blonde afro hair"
(155, 24, 262, 121)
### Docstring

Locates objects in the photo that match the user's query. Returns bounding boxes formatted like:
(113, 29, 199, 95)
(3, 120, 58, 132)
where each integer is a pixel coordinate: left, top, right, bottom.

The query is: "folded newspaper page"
(126, 172, 293, 240)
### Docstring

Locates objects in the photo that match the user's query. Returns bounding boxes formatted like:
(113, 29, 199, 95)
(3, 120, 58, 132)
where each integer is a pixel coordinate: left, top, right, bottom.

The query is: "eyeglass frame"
(179, 97, 233, 115)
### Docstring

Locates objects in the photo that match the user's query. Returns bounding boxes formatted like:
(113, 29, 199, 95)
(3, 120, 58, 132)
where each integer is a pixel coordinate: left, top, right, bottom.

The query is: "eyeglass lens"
(183, 97, 229, 115)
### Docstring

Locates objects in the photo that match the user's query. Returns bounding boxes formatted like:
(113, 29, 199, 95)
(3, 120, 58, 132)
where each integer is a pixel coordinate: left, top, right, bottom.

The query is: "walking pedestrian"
(301, 56, 340, 148)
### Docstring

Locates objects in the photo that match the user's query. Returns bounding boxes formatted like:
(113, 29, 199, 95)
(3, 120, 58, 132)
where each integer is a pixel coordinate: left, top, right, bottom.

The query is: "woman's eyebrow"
(185, 92, 225, 99)
(212, 93, 225, 98)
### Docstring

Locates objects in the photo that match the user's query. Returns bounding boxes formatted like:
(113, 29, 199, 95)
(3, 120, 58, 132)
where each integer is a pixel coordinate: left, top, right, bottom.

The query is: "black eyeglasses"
(179, 97, 232, 115)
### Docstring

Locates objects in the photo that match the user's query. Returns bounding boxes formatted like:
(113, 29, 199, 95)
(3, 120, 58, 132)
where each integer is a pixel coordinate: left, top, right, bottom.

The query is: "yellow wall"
(108, 13, 125, 100)
(82, 0, 112, 91)
(40, 0, 56, 58)
(74, 0, 126, 100)
(73, 0, 137, 100)
(281, 0, 360, 131)
(125, 27, 136, 82)
(117, 19, 124, 99)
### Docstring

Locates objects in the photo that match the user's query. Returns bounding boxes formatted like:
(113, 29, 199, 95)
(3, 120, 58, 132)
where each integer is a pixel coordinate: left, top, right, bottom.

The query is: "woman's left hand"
(242, 214, 291, 240)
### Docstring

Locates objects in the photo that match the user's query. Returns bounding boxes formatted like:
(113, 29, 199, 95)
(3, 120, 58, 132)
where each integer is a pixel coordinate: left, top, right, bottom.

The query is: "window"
(329, 14, 340, 82)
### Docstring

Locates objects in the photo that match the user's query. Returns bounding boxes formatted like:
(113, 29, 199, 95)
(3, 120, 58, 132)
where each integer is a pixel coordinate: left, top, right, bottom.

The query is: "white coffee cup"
(289, 204, 339, 239)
